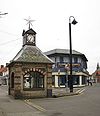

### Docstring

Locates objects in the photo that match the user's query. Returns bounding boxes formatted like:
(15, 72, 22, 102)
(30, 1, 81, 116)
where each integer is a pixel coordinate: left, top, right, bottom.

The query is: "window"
(23, 71, 44, 89)
(58, 75, 66, 85)
(52, 76, 55, 86)
(60, 56, 63, 63)
(74, 57, 78, 63)
(73, 76, 79, 85)
(82, 76, 86, 84)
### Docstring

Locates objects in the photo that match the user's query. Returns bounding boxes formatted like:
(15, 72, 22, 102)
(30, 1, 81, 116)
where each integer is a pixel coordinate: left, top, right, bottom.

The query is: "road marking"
(75, 89, 85, 96)
(78, 89, 85, 94)
(76, 89, 81, 93)
(76, 89, 85, 94)
(24, 100, 46, 112)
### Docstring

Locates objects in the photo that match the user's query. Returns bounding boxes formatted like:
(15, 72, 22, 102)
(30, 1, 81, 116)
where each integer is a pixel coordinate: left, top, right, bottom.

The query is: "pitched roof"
(44, 49, 82, 55)
(24, 28, 36, 35)
(9, 45, 54, 64)
(44, 48, 88, 61)
(22, 28, 36, 36)
(0, 67, 7, 73)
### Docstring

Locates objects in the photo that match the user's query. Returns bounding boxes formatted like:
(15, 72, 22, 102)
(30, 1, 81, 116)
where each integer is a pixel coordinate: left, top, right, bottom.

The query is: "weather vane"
(24, 17, 35, 29)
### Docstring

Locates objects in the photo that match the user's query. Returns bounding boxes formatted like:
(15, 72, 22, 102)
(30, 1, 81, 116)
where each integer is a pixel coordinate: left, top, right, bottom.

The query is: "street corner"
(52, 87, 86, 98)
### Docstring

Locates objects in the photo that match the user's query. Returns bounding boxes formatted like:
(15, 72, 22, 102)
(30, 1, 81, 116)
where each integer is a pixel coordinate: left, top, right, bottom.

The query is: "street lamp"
(69, 16, 78, 93)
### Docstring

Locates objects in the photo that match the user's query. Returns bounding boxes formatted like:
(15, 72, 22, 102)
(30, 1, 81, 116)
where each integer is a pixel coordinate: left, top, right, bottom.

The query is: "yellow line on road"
(24, 100, 46, 112)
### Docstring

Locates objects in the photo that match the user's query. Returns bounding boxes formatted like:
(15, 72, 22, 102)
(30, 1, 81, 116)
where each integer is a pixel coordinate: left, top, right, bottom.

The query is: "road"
(31, 83, 100, 116)
(0, 84, 100, 116)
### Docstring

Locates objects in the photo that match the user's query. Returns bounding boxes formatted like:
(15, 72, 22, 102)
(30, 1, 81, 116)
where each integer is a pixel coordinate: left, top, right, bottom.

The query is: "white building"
(45, 49, 89, 88)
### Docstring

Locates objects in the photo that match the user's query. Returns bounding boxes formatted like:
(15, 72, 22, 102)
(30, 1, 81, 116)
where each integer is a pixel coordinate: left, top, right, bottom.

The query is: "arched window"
(23, 71, 44, 89)
(11, 72, 14, 88)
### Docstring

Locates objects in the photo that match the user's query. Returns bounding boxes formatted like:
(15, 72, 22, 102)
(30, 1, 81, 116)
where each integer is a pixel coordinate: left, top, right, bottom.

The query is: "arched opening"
(23, 71, 44, 90)
(11, 72, 14, 88)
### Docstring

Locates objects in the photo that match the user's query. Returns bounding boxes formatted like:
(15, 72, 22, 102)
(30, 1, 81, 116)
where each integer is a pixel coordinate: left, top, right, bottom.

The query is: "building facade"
(45, 49, 89, 87)
(0, 65, 8, 85)
(92, 63, 100, 83)
(7, 27, 53, 99)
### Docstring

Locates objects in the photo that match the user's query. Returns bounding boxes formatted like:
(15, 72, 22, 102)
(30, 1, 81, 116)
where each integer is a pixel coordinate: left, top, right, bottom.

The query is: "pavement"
(0, 85, 46, 116)
(52, 87, 86, 97)
(0, 85, 86, 116)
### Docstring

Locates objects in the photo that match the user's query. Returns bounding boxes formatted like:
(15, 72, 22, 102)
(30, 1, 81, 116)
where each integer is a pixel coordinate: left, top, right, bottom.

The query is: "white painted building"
(45, 49, 89, 88)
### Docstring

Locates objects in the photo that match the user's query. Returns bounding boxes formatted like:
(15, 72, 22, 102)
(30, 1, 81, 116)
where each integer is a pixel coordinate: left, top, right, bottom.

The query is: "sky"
(0, 0, 100, 74)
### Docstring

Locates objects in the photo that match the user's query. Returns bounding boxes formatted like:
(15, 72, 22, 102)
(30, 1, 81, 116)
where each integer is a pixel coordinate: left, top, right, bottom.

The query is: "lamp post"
(69, 16, 78, 93)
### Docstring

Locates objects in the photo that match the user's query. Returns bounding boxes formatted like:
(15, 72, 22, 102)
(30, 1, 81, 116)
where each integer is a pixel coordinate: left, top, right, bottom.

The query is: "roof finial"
(24, 16, 35, 29)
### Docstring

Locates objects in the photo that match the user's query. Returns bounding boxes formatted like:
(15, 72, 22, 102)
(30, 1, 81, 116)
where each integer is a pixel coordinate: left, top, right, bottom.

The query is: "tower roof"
(8, 45, 54, 65)
(22, 28, 36, 36)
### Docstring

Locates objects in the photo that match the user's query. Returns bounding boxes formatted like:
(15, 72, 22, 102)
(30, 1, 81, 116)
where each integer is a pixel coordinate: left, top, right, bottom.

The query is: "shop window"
(73, 76, 79, 85)
(59, 75, 66, 85)
(11, 72, 14, 88)
(82, 76, 86, 84)
(52, 76, 55, 86)
(23, 71, 44, 89)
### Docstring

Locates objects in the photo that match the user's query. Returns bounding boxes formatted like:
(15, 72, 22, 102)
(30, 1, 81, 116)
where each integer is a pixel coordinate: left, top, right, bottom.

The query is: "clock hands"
(27, 35, 34, 43)
(29, 36, 33, 42)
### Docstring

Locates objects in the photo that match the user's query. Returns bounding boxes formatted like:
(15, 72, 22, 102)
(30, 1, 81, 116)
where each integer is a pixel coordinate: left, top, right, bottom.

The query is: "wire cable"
(0, 29, 18, 37)
(0, 38, 21, 46)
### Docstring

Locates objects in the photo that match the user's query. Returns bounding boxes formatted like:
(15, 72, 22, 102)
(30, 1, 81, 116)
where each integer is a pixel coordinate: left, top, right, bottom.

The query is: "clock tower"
(22, 28, 36, 46)
(22, 17, 36, 47)
(7, 17, 53, 99)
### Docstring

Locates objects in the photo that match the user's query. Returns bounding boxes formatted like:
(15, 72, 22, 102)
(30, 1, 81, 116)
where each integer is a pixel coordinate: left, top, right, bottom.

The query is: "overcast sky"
(0, 0, 100, 74)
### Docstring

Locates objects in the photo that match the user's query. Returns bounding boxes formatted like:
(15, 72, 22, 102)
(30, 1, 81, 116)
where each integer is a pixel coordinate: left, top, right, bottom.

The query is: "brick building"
(92, 63, 100, 83)
(0, 65, 8, 85)
(7, 27, 53, 99)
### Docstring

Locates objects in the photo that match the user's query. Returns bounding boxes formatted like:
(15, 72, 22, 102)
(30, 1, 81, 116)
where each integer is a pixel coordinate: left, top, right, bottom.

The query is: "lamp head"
(72, 19, 78, 25)
(4, 13, 8, 15)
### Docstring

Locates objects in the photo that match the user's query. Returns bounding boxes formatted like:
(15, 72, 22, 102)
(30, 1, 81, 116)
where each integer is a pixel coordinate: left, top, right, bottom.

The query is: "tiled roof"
(44, 48, 88, 61)
(44, 49, 82, 55)
(10, 45, 54, 64)
(0, 67, 7, 73)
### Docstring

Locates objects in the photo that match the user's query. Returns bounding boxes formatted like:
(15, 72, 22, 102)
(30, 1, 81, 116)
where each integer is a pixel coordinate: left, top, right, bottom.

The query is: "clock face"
(27, 34, 34, 42)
